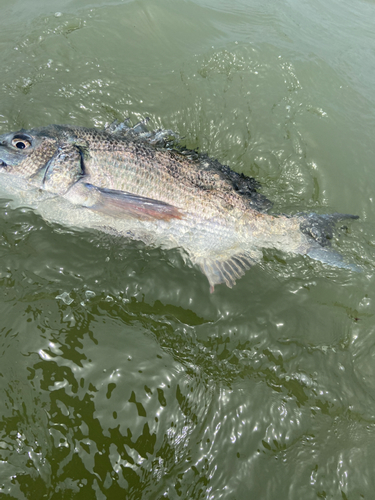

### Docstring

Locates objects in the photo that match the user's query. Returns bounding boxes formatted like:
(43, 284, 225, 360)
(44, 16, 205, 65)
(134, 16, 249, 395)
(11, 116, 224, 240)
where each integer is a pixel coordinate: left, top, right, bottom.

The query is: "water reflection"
(0, 273, 373, 498)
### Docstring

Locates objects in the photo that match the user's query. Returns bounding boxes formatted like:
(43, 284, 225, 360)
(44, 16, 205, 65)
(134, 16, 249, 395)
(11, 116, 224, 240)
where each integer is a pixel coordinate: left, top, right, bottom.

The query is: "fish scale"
(0, 121, 360, 290)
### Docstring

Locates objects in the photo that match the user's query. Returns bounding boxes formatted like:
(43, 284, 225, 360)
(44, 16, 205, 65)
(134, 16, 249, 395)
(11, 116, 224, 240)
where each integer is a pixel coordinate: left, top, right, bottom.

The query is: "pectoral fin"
(65, 182, 182, 221)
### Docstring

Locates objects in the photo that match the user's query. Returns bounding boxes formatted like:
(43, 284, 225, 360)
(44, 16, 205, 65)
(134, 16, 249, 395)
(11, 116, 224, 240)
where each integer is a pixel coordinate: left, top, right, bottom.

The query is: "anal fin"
(198, 251, 259, 291)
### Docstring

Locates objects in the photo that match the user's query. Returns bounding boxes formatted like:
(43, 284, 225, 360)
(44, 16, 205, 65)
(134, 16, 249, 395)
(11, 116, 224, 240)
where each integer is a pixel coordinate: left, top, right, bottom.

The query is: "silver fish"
(0, 120, 359, 290)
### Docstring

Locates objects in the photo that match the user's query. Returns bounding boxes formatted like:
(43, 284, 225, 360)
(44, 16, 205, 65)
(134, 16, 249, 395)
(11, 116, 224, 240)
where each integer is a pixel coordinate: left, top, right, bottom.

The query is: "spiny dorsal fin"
(104, 118, 271, 213)
(105, 118, 178, 148)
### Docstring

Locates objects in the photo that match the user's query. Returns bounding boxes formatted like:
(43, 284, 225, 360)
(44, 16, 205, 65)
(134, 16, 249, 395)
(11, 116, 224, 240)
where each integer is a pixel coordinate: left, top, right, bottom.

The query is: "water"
(0, 0, 374, 498)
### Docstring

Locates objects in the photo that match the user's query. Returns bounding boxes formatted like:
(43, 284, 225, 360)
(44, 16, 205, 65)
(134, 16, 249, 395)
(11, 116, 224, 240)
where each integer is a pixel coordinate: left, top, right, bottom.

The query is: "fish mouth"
(0, 160, 8, 169)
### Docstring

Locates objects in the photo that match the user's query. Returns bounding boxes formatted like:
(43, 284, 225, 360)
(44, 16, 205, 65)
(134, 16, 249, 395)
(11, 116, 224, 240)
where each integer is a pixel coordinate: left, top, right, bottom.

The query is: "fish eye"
(11, 135, 32, 150)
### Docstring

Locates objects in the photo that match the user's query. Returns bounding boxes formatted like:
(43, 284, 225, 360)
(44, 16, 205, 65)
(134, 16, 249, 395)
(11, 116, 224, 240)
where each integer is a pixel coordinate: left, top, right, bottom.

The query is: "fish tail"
(306, 245, 361, 272)
(299, 212, 359, 247)
(300, 212, 360, 272)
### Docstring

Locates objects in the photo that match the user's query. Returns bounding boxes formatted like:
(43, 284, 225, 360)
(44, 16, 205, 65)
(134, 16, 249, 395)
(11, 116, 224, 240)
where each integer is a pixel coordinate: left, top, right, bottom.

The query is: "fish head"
(0, 127, 59, 180)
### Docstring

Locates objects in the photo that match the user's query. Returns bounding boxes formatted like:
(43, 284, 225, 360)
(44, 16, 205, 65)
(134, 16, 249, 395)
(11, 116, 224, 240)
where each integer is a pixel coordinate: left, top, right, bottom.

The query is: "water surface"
(0, 0, 374, 499)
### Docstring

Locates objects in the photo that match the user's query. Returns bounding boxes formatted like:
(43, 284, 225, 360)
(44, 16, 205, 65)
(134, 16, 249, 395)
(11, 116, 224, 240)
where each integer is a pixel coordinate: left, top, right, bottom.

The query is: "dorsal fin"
(104, 119, 271, 213)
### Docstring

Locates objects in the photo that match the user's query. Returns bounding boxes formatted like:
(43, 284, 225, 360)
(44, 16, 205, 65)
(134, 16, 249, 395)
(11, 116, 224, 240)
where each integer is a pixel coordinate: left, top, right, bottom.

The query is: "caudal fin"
(300, 212, 359, 247)
(300, 212, 360, 271)
(306, 245, 361, 272)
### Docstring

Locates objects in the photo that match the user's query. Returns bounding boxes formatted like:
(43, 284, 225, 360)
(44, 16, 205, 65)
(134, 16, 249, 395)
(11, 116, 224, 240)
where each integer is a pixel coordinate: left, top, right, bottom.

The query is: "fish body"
(0, 121, 359, 289)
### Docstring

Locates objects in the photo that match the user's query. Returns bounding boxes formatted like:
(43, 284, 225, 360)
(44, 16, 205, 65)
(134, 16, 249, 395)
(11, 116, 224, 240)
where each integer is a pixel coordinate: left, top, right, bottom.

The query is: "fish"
(0, 120, 360, 291)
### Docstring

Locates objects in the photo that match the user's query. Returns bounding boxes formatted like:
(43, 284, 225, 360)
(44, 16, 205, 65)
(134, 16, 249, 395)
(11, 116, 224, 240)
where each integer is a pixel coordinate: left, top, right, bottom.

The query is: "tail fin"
(306, 245, 361, 272)
(300, 212, 360, 272)
(300, 212, 359, 247)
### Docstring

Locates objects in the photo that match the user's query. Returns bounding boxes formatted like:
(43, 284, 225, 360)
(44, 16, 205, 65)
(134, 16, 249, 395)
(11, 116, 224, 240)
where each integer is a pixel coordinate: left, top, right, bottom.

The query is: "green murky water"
(0, 0, 375, 498)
